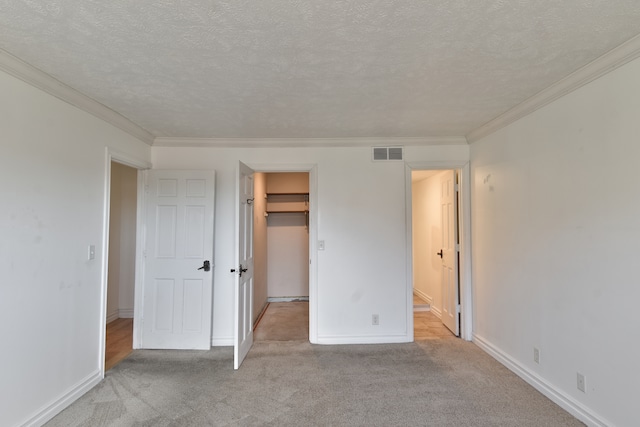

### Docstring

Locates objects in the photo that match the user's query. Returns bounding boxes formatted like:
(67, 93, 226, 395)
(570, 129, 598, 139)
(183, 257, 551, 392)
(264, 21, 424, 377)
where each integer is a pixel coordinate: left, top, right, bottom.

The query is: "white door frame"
(99, 148, 151, 376)
(405, 161, 472, 341)
(247, 163, 318, 344)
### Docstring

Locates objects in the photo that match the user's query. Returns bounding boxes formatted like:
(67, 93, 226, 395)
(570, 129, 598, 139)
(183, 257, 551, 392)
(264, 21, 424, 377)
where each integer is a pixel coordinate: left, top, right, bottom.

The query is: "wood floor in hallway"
(105, 318, 133, 371)
(254, 301, 455, 341)
(414, 310, 456, 340)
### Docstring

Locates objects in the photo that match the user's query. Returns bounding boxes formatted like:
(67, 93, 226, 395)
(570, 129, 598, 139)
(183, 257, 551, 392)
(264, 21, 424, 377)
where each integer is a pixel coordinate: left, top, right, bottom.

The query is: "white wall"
(266, 172, 309, 194)
(0, 69, 150, 427)
(412, 171, 446, 314)
(152, 145, 469, 344)
(470, 57, 640, 426)
(267, 213, 309, 297)
(107, 162, 137, 322)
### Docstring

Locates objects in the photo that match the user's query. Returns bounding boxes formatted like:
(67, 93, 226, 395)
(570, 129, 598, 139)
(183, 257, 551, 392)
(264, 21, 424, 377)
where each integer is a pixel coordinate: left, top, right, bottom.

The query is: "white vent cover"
(372, 147, 403, 161)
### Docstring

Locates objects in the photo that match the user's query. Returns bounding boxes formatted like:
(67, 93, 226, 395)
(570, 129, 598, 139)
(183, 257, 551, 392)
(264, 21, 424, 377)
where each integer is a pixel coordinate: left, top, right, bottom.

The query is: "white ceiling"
(1, 1, 640, 142)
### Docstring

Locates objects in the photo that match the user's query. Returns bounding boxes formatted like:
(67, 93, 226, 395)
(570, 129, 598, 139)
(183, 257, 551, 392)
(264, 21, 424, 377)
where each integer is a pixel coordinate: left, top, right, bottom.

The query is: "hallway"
(105, 318, 133, 371)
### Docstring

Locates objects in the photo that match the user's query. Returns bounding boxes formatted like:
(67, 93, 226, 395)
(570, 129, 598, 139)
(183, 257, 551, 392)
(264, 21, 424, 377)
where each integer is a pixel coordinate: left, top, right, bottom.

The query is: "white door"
(440, 170, 460, 336)
(234, 162, 255, 369)
(141, 170, 215, 349)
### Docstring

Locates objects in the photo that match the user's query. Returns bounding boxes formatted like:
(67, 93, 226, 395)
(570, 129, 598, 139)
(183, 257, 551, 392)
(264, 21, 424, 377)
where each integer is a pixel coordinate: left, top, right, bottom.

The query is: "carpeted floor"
(46, 339, 583, 425)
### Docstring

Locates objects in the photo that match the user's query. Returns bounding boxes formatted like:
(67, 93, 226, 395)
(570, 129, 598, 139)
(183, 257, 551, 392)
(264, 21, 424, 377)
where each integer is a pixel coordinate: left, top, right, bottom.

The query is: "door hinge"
(456, 304, 461, 314)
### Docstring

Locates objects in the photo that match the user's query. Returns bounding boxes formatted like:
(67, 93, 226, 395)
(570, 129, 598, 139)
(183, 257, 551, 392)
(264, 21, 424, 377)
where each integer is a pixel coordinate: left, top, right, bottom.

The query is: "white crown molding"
(153, 136, 468, 148)
(466, 33, 640, 143)
(0, 49, 155, 145)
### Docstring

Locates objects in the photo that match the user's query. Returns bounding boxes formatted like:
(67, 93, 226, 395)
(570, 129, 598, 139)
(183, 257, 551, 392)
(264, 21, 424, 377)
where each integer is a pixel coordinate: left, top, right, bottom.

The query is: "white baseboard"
(107, 309, 133, 323)
(316, 334, 411, 345)
(106, 310, 119, 324)
(118, 308, 134, 318)
(472, 334, 612, 427)
(413, 288, 432, 305)
(21, 370, 102, 427)
(267, 296, 309, 302)
(431, 306, 442, 318)
(211, 337, 233, 346)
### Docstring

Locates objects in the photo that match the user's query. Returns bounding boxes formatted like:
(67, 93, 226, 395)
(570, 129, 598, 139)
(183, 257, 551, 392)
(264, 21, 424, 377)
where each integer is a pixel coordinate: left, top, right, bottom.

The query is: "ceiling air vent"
(372, 147, 403, 162)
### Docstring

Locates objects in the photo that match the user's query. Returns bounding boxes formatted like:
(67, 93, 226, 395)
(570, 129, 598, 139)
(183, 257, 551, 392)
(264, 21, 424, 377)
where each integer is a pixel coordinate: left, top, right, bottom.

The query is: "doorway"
(253, 172, 310, 341)
(409, 167, 469, 340)
(105, 161, 138, 369)
(102, 151, 151, 372)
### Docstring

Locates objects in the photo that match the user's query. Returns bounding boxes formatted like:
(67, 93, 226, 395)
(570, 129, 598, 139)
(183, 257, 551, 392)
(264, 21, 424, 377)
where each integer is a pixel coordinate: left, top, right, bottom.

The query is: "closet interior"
(253, 172, 309, 332)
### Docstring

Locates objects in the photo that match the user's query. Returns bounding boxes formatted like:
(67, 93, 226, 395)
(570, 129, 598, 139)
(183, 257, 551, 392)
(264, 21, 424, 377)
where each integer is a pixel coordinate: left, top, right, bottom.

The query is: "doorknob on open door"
(198, 260, 211, 271)
(437, 250, 443, 258)
(230, 265, 248, 277)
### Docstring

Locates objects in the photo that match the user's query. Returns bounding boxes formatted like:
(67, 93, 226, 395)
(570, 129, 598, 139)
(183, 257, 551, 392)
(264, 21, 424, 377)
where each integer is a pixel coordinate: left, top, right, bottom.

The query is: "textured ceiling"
(1, 1, 640, 140)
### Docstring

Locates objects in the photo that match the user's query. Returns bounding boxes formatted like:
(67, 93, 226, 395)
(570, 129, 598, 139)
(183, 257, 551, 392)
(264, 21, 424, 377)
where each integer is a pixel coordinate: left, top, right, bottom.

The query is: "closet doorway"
(253, 172, 310, 341)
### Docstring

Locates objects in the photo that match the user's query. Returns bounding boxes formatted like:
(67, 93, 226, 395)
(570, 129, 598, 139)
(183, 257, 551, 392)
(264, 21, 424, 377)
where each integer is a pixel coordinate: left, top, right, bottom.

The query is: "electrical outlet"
(533, 347, 540, 364)
(577, 372, 586, 393)
(372, 314, 379, 325)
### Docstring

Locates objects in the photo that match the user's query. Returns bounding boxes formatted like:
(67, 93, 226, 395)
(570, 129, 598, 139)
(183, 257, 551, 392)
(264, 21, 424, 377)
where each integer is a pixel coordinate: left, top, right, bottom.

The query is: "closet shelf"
(265, 192, 309, 215)
(266, 210, 309, 214)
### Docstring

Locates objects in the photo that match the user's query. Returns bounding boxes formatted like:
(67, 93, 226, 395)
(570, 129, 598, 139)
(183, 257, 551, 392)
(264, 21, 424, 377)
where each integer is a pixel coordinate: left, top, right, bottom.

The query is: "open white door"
(141, 170, 215, 349)
(234, 162, 255, 369)
(440, 170, 460, 336)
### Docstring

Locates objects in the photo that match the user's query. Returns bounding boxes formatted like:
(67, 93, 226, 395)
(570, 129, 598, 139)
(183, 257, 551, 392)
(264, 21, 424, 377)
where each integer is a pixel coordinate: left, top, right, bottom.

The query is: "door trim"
(405, 161, 472, 341)
(100, 148, 150, 376)
(246, 163, 318, 344)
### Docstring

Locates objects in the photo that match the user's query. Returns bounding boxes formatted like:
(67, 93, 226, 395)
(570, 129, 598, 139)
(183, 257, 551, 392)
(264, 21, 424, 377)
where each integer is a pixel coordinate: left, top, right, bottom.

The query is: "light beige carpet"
(46, 335, 583, 426)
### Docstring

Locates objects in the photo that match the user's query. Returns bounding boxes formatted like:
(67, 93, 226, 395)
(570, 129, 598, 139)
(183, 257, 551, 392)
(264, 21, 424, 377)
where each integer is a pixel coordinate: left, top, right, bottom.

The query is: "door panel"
(141, 170, 215, 349)
(440, 171, 460, 336)
(234, 162, 255, 369)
